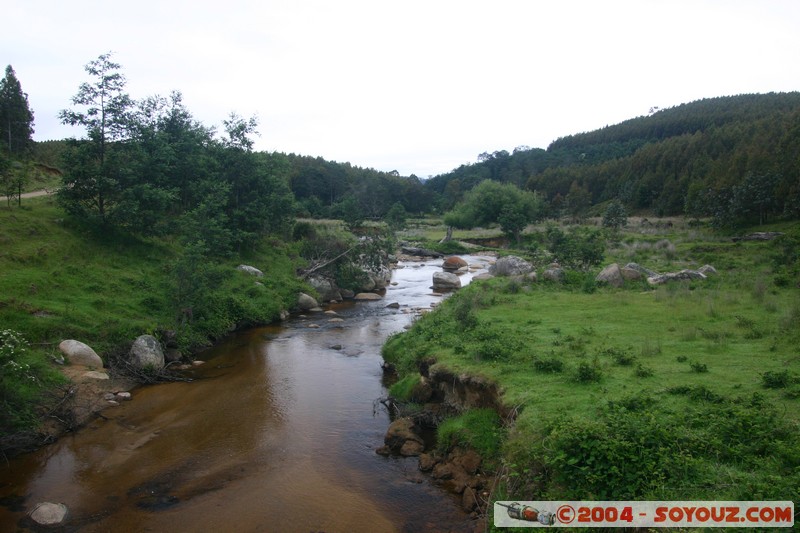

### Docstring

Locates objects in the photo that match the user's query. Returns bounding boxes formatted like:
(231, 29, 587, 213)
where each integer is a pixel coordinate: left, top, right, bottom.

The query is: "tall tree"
(58, 52, 133, 222)
(0, 65, 35, 155)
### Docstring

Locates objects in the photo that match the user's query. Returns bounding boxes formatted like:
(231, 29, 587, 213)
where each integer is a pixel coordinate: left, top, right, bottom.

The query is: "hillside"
(426, 92, 800, 222)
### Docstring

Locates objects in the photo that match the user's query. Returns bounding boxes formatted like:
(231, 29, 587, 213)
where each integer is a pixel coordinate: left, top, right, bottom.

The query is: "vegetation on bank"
(383, 220, 800, 508)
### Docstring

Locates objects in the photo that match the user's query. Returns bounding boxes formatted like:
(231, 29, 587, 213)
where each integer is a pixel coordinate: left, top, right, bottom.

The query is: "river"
(0, 256, 492, 532)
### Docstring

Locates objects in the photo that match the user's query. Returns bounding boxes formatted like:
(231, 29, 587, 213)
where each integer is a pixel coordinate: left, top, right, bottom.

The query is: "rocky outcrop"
(488, 255, 532, 277)
(377, 417, 425, 456)
(432, 271, 461, 291)
(128, 335, 165, 370)
(236, 264, 264, 277)
(732, 231, 784, 242)
(647, 269, 707, 285)
(59, 339, 103, 368)
(442, 256, 468, 272)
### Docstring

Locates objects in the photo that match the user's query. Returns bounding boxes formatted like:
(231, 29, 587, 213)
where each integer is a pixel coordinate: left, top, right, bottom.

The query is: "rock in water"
(129, 335, 165, 370)
(59, 339, 103, 368)
(432, 271, 461, 290)
(297, 292, 319, 311)
(442, 256, 468, 271)
(29, 502, 68, 527)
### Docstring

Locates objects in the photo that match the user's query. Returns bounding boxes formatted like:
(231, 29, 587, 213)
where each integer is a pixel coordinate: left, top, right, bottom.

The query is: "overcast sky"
(4, 0, 799, 177)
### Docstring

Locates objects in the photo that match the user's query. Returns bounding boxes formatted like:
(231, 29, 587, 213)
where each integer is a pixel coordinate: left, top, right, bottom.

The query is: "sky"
(3, 0, 800, 177)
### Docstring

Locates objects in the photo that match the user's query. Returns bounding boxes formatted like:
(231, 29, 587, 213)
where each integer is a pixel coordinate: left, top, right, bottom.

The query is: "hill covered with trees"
(426, 93, 800, 227)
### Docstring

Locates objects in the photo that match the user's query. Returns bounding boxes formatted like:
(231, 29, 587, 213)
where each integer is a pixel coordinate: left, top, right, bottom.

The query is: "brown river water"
(0, 257, 492, 532)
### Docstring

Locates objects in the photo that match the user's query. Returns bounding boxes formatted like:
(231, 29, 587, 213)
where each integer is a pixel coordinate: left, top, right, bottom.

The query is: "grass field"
(383, 219, 800, 506)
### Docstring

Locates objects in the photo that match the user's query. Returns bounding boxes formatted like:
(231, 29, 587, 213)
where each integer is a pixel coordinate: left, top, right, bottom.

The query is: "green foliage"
(384, 201, 407, 230)
(0, 65, 35, 155)
(545, 224, 605, 268)
(575, 360, 603, 383)
(601, 199, 628, 231)
(443, 180, 544, 233)
(437, 408, 504, 460)
(533, 356, 564, 373)
(388, 375, 419, 401)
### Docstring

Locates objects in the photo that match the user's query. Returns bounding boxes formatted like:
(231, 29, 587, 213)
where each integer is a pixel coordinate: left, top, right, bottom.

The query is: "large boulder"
(432, 271, 461, 291)
(488, 255, 533, 277)
(297, 292, 319, 311)
(542, 264, 565, 282)
(308, 276, 342, 302)
(625, 262, 658, 278)
(59, 339, 103, 368)
(129, 335, 165, 370)
(236, 264, 264, 277)
(595, 263, 624, 288)
(442, 256, 468, 272)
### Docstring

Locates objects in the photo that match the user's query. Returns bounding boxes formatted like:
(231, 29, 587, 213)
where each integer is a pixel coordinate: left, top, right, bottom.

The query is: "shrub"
(760, 370, 797, 389)
(533, 356, 564, 373)
(575, 360, 603, 383)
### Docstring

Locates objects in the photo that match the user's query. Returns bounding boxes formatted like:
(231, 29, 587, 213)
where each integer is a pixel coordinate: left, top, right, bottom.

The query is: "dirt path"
(1, 188, 55, 203)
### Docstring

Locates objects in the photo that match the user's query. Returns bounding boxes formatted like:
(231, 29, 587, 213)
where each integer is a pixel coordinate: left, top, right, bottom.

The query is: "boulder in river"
(442, 256, 468, 271)
(354, 292, 383, 300)
(297, 292, 319, 311)
(432, 271, 461, 291)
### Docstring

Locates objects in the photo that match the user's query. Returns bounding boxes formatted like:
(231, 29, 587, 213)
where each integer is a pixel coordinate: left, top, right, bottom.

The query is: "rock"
(432, 463, 456, 480)
(308, 276, 342, 302)
(328, 318, 344, 323)
(625, 262, 658, 278)
(354, 292, 382, 300)
(384, 417, 424, 452)
(542, 266, 565, 282)
(400, 440, 425, 456)
(698, 264, 718, 276)
(164, 348, 182, 363)
(375, 445, 391, 456)
(340, 289, 355, 299)
(442, 256, 468, 271)
(432, 271, 461, 291)
(128, 335, 165, 370)
(647, 269, 707, 285)
(29, 502, 68, 527)
(471, 273, 494, 282)
(307, 324, 320, 328)
(453, 448, 482, 475)
(192, 360, 205, 366)
(83, 371, 109, 380)
(400, 246, 443, 258)
(462, 487, 477, 512)
(733, 231, 784, 242)
(279, 309, 290, 321)
(236, 264, 263, 277)
(595, 263, 624, 288)
(59, 339, 103, 368)
(488, 255, 533, 277)
(103, 392, 115, 400)
(386, 302, 400, 309)
(620, 266, 644, 281)
(116, 391, 132, 401)
(418, 453, 438, 472)
(297, 292, 319, 311)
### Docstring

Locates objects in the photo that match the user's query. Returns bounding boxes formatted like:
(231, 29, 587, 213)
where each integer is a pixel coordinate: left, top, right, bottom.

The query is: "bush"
(533, 356, 565, 373)
(575, 360, 603, 383)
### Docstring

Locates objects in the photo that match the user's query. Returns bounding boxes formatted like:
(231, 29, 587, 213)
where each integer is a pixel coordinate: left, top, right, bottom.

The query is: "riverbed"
(0, 256, 491, 532)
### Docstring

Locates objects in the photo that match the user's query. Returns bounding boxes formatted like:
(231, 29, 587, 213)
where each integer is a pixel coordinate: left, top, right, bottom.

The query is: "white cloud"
(4, 0, 799, 176)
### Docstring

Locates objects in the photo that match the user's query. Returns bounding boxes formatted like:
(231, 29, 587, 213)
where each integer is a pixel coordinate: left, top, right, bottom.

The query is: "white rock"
(29, 502, 68, 526)
(59, 339, 103, 368)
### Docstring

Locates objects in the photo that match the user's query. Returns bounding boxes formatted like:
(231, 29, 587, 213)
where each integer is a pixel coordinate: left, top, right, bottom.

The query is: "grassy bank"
(383, 221, 800, 507)
(0, 196, 306, 436)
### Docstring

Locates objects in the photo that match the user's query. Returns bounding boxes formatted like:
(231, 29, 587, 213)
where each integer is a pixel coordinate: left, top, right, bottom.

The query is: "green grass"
(383, 221, 800, 503)
(0, 196, 305, 435)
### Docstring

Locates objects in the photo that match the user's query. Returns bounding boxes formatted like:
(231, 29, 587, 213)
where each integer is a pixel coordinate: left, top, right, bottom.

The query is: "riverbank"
(382, 223, 800, 513)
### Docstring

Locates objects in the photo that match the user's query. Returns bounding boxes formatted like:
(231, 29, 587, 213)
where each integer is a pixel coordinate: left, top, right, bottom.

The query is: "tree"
(384, 201, 407, 231)
(0, 65, 35, 155)
(443, 180, 545, 241)
(58, 52, 133, 222)
(564, 181, 592, 222)
(602, 199, 628, 232)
